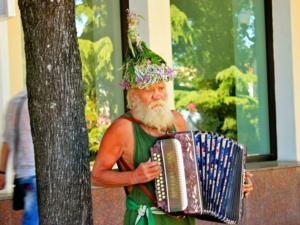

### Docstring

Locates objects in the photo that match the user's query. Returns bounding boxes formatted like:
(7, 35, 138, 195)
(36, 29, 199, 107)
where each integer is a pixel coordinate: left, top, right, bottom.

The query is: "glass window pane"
(76, 0, 124, 160)
(170, 0, 271, 156)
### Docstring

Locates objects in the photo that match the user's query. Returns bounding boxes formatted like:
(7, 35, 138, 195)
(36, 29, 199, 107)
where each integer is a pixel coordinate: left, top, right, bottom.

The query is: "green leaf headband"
(120, 10, 175, 89)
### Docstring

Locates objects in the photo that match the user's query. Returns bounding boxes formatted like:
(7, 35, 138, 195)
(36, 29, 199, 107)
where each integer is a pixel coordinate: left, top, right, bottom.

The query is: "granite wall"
(0, 163, 299, 225)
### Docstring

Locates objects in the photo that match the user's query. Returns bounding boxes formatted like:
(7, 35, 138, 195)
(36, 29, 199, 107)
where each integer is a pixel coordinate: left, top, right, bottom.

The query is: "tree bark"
(18, 1, 93, 224)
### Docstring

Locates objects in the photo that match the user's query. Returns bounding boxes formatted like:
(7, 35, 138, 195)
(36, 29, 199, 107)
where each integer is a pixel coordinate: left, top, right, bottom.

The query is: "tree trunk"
(18, 1, 93, 224)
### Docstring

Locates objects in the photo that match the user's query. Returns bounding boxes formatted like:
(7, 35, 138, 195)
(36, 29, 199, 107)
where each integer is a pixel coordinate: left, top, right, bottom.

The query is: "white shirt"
(180, 109, 202, 131)
(2, 90, 36, 178)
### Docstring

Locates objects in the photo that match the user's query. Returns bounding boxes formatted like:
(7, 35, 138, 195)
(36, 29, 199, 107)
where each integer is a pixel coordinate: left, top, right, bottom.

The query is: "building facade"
(0, 0, 300, 224)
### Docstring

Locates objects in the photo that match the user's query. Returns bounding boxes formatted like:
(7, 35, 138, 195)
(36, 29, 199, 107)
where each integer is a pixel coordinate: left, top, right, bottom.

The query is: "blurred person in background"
(0, 89, 38, 225)
(183, 102, 202, 131)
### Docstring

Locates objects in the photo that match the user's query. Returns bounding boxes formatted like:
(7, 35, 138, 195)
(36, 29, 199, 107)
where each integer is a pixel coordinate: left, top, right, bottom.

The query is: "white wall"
(0, 17, 14, 194)
(273, 0, 300, 161)
(290, 0, 300, 161)
(0, 19, 10, 139)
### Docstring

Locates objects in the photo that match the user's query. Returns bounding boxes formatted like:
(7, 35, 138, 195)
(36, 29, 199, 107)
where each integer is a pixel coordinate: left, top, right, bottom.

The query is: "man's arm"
(91, 118, 160, 187)
(0, 143, 9, 189)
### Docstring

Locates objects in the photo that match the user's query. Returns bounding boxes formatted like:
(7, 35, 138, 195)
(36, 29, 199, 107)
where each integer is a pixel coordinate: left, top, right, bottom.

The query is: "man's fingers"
(244, 192, 250, 198)
(140, 162, 160, 173)
(145, 165, 160, 174)
(244, 172, 253, 186)
(243, 172, 254, 198)
(245, 172, 253, 177)
(243, 183, 253, 188)
(148, 161, 160, 167)
(243, 186, 253, 191)
(142, 161, 159, 167)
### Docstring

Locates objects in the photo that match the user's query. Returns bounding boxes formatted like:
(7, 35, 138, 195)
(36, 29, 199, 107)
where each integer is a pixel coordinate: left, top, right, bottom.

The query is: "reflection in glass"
(76, 0, 124, 160)
(170, 0, 270, 156)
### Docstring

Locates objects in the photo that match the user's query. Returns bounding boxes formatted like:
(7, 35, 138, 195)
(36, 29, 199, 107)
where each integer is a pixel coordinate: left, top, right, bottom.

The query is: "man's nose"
(152, 89, 164, 100)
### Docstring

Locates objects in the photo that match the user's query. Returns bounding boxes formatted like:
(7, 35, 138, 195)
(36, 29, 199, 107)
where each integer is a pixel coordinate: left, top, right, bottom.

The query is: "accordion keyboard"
(152, 153, 166, 202)
(151, 139, 188, 212)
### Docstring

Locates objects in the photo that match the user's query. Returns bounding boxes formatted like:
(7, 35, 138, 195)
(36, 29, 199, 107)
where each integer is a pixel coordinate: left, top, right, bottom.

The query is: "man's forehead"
(143, 82, 166, 90)
(129, 82, 167, 96)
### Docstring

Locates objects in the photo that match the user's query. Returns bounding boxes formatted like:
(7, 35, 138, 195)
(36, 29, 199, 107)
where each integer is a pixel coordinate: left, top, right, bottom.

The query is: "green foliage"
(170, 4, 193, 44)
(78, 37, 115, 160)
(171, 0, 262, 147)
(221, 117, 237, 139)
(170, 0, 257, 88)
(79, 37, 114, 99)
(85, 97, 110, 160)
(76, 0, 122, 161)
(175, 65, 258, 140)
(76, 0, 108, 40)
(174, 66, 204, 90)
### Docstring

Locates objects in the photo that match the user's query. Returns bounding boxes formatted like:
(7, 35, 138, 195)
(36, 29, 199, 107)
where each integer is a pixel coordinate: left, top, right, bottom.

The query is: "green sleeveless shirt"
(123, 115, 195, 225)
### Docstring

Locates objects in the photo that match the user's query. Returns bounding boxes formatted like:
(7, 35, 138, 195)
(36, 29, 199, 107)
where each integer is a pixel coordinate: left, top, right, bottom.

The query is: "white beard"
(131, 96, 174, 133)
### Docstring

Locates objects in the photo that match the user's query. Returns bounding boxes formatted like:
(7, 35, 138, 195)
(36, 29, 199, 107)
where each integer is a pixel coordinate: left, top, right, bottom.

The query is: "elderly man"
(92, 81, 197, 225)
(92, 80, 253, 225)
(92, 12, 253, 225)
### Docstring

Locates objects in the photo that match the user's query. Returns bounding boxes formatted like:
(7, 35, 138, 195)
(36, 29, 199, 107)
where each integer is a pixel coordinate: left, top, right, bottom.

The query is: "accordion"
(150, 131, 246, 224)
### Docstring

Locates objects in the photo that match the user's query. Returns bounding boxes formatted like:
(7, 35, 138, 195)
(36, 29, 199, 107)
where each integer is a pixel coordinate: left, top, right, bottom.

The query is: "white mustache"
(149, 100, 165, 109)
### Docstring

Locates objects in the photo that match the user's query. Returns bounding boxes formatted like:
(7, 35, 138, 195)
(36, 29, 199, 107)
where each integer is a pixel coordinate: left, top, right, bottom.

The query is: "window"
(75, 0, 124, 160)
(170, 0, 276, 160)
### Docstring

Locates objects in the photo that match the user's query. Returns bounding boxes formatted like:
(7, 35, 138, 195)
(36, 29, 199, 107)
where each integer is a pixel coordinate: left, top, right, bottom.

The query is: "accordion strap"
(118, 157, 157, 204)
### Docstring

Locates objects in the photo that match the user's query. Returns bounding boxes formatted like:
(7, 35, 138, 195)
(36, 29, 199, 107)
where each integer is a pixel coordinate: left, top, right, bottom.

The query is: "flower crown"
(120, 10, 175, 89)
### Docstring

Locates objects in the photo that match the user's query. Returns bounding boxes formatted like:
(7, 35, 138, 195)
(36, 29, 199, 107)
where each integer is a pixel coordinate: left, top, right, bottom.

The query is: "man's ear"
(127, 89, 135, 100)
(127, 89, 137, 109)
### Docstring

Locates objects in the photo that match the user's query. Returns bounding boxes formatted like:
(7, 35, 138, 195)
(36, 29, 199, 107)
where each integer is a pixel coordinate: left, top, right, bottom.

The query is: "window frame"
(119, 0, 277, 162)
(247, 0, 277, 162)
(120, 0, 129, 110)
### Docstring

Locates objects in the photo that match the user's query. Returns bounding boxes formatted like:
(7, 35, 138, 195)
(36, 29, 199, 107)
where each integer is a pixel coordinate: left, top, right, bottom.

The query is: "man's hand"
(132, 161, 160, 184)
(243, 171, 253, 198)
(0, 174, 5, 190)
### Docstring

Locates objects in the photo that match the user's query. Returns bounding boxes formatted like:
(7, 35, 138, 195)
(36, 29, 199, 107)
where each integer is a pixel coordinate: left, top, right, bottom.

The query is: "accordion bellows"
(150, 131, 246, 224)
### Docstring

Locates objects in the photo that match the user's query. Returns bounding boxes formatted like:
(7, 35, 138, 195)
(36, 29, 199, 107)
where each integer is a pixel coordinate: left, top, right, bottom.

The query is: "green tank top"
(123, 114, 195, 225)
